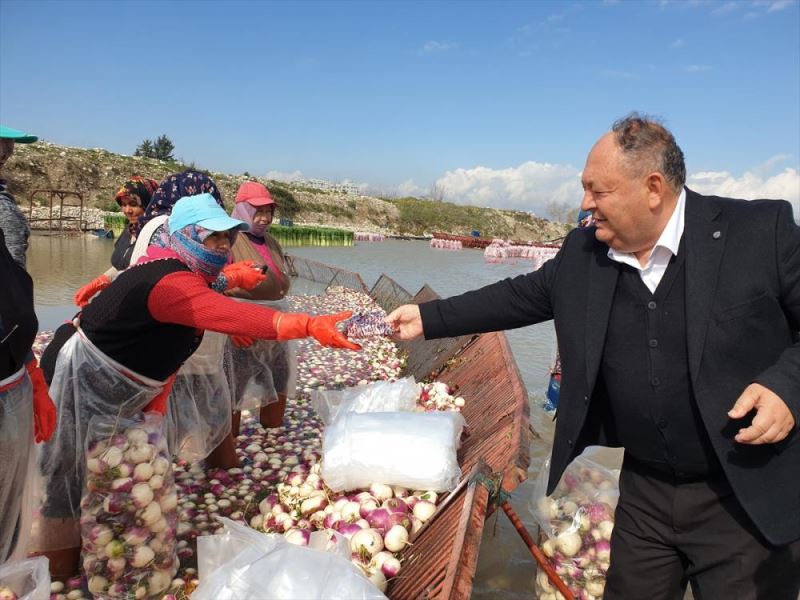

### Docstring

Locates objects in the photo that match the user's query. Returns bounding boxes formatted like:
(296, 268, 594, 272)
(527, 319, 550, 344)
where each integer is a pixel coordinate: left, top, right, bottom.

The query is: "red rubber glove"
(231, 335, 254, 348)
(73, 274, 112, 307)
(272, 311, 361, 350)
(26, 359, 56, 443)
(222, 260, 266, 291)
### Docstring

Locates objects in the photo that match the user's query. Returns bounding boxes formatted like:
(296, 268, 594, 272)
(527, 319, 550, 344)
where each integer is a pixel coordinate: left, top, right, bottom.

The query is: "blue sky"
(1, 0, 798, 217)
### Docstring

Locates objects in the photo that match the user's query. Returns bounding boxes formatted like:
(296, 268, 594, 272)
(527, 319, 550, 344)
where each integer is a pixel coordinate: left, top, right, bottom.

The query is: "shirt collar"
(608, 187, 686, 266)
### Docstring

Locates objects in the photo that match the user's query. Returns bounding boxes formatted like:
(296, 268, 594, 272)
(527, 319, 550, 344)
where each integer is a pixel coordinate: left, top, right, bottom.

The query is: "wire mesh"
(284, 255, 369, 296)
(369, 274, 414, 313)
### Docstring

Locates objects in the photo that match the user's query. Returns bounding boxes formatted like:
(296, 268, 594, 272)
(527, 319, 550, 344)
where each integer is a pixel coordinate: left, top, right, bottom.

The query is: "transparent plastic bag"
(193, 517, 387, 600)
(0, 370, 36, 563)
(311, 377, 418, 425)
(0, 556, 50, 600)
(80, 412, 179, 599)
(166, 332, 232, 462)
(322, 411, 465, 492)
(530, 447, 622, 600)
(35, 331, 165, 552)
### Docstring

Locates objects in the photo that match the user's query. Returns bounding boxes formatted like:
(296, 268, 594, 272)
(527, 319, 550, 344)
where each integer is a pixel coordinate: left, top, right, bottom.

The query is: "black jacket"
(420, 189, 800, 545)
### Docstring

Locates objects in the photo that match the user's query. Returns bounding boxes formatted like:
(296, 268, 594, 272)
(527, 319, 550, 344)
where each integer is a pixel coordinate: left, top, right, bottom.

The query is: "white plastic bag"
(0, 557, 50, 600)
(322, 411, 465, 492)
(311, 377, 418, 425)
(193, 517, 387, 600)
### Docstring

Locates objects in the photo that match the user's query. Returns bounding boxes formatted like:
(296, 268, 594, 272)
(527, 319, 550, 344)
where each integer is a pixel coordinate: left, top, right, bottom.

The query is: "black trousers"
(604, 458, 800, 600)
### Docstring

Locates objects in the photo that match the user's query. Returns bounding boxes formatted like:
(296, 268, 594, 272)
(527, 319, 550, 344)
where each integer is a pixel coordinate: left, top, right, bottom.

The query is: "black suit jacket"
(421, 189, 800, 545)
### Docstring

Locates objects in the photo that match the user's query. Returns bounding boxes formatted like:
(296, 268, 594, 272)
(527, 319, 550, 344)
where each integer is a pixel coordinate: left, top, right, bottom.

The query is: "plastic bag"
(322, 411, 465, 492)
(225, 340, 297, 411)
(311, 377, 419, 425)
(35, 330, 166, 551)
(530, 447, 622, 600)
(165, 331, 232, 462)
(0, 370, 36, 563)
(0, 557, 50, 600)
(80, 412, 179, 599)
(193, 517, 387, 600)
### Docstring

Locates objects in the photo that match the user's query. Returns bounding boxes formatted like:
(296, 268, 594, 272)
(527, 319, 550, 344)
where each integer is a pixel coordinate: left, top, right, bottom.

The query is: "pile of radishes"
(251, 462, 441, 592)
(80, 417, 179, 599)
(416, 381, 465, 412)
(534, 464, 618, 600)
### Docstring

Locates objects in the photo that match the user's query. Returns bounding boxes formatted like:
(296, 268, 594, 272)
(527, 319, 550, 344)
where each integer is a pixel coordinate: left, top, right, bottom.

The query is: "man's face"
(0, 139, 15, 173)
(580, 133, 656, 254)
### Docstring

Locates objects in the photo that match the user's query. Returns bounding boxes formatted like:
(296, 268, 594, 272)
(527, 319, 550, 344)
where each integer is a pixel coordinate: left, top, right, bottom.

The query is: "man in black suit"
(387, 114, 800, 599)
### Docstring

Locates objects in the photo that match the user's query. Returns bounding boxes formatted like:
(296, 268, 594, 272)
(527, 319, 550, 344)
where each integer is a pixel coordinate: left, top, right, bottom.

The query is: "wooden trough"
(289, 260, 534, 599)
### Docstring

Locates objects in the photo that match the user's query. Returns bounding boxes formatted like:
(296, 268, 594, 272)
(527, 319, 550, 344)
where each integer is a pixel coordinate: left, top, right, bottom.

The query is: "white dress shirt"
(607, 189, 686, 294)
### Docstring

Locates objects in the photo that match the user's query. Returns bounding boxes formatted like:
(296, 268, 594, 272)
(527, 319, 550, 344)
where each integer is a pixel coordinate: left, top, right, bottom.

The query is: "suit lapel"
(684, 190, 726, 385)
(585, 243, 619, 393)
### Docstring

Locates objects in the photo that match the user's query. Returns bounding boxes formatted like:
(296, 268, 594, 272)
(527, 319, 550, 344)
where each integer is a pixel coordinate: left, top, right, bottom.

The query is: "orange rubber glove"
(272, 311, 361, 350)
(26, 359, 56, 443)
(222, 260, 266, 291)
(231, 335, 254, 348)
(143, 373, 177, 416)
(73, 274, 112, 307)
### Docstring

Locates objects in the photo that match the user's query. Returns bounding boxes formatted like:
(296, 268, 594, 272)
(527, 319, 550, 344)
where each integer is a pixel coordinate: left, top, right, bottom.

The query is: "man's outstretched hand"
(385, 304, 424, 341)
(728, 383, 796, 444)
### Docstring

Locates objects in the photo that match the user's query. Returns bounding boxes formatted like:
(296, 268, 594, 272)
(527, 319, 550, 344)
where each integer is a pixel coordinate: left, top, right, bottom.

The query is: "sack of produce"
(80, 413, 179, 599)
(322, 411, 464, 492)
(0, 557, 50, 600)
(193, 517, 388, 600)
(530, 448, 621, 600)
(311, 377, 419, 425)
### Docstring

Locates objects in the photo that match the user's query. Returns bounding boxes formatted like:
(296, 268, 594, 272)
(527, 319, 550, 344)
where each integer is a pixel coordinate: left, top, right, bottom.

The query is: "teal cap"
(168, 193, 249, 234)
(0, 125, 38, 143)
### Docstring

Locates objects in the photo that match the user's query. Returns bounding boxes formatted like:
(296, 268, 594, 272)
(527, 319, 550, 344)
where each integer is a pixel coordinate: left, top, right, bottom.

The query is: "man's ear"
(646, 172, 668, 209)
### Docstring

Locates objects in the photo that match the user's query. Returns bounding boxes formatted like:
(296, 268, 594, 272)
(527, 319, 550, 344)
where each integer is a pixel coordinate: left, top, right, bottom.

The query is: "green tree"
(134, 134, 175, 160)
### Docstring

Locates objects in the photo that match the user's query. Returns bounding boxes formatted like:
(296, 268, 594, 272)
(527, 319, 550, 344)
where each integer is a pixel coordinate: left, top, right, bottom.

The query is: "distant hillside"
(6, 141, 572, 241)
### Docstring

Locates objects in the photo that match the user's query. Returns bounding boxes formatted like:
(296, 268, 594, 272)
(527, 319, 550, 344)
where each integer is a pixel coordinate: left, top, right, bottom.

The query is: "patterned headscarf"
(165, 224, 229, 282)
(115, 176, 159, 235)
(136, 170, 223, 236)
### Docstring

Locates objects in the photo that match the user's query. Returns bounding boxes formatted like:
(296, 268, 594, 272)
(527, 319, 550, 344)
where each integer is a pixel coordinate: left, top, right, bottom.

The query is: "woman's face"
(203, 230, 233, 252)
(252, 205, 274, 227)
(119, 195, 145, 224)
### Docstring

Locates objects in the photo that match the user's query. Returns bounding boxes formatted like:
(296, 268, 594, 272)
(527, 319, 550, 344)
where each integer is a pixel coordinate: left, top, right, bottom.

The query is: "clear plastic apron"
(39, 326, 166, 528)
(165, 331, 233, 463)
(0, 366, 35, 562)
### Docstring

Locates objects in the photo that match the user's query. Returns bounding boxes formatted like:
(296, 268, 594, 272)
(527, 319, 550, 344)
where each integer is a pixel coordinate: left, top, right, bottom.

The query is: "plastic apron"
(166, 331, 232, 463)
(224, 299, 298, 411)
(35, 325, 167, 551)
(0, 366, 36, 562)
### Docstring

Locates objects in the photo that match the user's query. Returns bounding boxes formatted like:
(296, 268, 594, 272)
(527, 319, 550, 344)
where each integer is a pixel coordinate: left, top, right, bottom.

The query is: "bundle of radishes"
(532, 452, 620, 600)
(416, 381, 465, 411)
(80, 413, 179, 599)
(251, 463, 441, 593)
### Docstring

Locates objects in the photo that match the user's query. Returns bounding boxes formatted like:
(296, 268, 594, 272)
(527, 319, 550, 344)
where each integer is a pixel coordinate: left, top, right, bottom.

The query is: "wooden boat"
(286, 256, 534, 599)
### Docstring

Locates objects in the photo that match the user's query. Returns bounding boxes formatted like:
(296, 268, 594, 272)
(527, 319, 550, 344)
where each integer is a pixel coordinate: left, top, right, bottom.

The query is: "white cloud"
(671, 38, 686, 48)
(395, 179, 424, 197)
(687, 167, 800, 215)
(433, 161, 583, 217)
(265, 169, 304, 182)
(685, 64, 712, 73)
(712, 1, 740, 15)
(759, 0, 795, 12)
(421, 41, 458, 54)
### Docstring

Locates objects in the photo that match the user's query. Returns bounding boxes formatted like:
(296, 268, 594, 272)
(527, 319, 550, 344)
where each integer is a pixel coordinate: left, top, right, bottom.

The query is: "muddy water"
(27, 234, 563, 598)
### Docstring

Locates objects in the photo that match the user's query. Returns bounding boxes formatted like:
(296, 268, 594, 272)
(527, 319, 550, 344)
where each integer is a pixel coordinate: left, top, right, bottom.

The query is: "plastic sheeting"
(311, 377, 418, 425)
(166, 332, 232, 462)
(0, 369, 36, 562)
(193, 518, 387, 600)
(0, 557, 50, 600)
(36, 330, 165, 551)
(322, 411, 465, 492)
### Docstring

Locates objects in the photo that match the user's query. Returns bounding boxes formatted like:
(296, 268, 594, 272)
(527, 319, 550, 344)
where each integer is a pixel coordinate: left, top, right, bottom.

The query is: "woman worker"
(37, 193, 359, 575)
(73, 177, 159, 307)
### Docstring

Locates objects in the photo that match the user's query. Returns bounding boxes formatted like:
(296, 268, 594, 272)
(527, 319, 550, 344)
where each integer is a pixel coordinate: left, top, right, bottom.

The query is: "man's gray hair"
(611, 113, 686, 192)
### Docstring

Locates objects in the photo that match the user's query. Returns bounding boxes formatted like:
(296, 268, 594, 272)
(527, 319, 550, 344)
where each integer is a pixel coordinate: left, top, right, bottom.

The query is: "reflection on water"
(28, 235, 558, 598)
